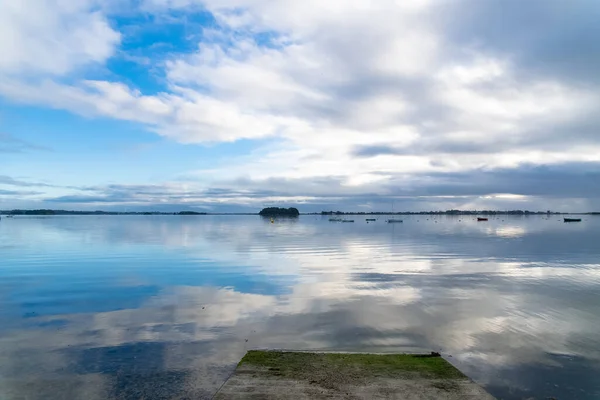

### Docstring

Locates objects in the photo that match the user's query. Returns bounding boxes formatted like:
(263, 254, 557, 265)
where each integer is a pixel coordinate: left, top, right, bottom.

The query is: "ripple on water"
(1, 215, 600, 399)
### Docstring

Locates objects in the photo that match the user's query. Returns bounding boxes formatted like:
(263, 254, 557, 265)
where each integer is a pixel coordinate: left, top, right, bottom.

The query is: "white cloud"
(0, 0, 120, 76)
(0, 78, 301, 143)
(1, 0, 600, 209)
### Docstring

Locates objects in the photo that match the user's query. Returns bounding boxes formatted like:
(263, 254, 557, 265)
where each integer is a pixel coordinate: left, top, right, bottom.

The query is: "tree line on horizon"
(1, 209, 208, 216)
(318, 210, 598, 215)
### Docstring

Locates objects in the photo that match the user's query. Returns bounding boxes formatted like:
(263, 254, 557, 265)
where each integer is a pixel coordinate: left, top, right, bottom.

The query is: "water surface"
(1, 215, 599, 399)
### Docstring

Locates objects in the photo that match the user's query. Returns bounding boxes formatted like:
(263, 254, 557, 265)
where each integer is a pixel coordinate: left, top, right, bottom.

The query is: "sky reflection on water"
(1, 215, 599, 399)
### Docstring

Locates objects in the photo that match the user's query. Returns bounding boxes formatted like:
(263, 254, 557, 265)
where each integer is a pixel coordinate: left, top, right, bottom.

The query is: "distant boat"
(329, 218, 343, 222)
(341, 220, 355, 223)
(564, 218, 582, 222)
(387, 219, 403, 223)
(366, 218, 376, 222)
(477, 218, 488, 221)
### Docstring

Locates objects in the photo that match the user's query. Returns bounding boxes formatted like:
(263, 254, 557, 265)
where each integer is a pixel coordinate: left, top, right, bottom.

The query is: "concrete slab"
(215, 351, 496, 399)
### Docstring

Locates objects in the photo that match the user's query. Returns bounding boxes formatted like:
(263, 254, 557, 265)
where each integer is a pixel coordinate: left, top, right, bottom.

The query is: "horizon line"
(1, 209, 599, 215)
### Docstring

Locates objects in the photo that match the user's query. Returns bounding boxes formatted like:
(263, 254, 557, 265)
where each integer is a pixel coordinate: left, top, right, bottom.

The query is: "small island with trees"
(258, 207, 300, 217)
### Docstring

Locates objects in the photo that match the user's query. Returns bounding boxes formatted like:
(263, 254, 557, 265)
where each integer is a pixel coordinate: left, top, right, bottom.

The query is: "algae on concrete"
(215, 351, 496, 399)
(240, 351, 465, 380)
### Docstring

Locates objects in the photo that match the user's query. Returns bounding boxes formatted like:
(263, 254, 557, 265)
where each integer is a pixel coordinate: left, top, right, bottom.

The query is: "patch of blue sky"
(253, 30, 291, 49)
(87, 6, 288, 97)
(101, 10, 219, 94)
(2, 101, 279, 187)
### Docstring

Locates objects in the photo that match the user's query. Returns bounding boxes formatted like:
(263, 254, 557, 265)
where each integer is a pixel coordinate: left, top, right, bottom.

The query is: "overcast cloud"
(0, 0, 599, 211)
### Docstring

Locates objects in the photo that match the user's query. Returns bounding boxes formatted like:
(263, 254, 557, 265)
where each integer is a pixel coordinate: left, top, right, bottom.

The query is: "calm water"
(1, 215, 599, 399)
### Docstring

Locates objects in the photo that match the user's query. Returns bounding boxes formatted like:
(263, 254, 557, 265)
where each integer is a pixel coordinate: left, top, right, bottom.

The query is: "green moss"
(239, 351, 465, 381)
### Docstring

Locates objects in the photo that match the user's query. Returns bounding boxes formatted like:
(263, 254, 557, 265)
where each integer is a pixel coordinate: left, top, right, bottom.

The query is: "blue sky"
(1, 0, 599, 212)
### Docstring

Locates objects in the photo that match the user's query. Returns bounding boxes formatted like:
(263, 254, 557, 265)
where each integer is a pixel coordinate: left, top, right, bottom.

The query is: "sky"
(1, 0, 599, 212)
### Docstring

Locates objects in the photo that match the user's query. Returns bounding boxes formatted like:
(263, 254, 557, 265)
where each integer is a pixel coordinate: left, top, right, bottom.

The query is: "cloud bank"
(1, 0, 599, 210)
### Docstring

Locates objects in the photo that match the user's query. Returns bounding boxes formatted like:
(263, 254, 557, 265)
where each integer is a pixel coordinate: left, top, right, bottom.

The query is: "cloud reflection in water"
(0, 215, 599, 399)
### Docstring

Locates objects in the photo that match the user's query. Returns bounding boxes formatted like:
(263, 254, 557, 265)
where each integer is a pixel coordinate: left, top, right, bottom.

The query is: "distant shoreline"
(314, 211, 600, 216)
(0, 210, 248, 216)
(1, 209, 599, 216)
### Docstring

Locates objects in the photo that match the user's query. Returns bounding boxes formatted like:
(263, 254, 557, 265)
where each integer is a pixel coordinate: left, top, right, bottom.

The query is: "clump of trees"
(259, 207, 300, 217)
(7, 209, 57, 215)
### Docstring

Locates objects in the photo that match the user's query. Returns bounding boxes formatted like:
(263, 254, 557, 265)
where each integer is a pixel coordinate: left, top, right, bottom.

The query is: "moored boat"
(387, 219, 403, 223)
(564, 218, 582, 222)
(477, 217, 488, 221)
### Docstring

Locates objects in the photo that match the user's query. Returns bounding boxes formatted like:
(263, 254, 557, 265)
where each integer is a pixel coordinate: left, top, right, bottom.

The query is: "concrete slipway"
(214, 351, 496, 399)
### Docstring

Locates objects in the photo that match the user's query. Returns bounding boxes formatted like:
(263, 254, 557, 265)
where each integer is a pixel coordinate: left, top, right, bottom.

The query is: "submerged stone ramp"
(215, 351, 496, 399)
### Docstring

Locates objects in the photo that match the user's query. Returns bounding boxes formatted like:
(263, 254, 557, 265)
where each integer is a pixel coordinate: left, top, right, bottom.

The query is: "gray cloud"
(352, 139, 529, 158)
(3, 1, 600, 212)
(353, 145, 405, 158)
(0, 175, 53, 188)
(386, 163, 600, 199)
(219, 163, 600, 202)
(36, 162, 600, 212)
(46, 195, 123, 204)
(439, 0, 600, 85)
(0, 133, 51, 153)
(0, 189, 43, 196)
